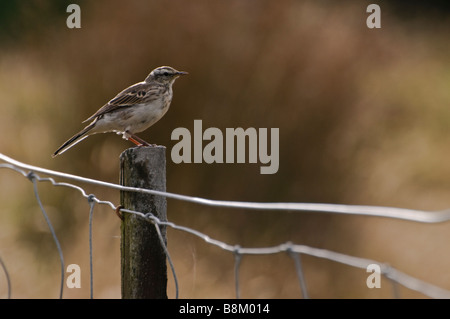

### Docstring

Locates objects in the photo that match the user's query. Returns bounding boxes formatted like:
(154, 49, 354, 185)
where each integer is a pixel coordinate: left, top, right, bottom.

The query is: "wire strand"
(0, 256, 11, 299)
(87, 194, 95, 299)
(27, 172, 65, 299)
(145, 213, 179, 299)
(2, 153, 450, 223)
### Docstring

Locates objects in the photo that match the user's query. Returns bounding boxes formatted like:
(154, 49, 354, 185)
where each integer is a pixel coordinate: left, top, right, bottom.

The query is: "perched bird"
(52, 66, 187, 157)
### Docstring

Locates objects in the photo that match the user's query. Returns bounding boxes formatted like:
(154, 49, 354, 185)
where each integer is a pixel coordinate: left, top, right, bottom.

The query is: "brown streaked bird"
(52, 66, 187, 157)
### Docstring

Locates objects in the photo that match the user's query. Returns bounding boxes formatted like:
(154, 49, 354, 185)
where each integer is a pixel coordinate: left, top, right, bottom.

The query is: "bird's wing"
(82, 82, 162, 123)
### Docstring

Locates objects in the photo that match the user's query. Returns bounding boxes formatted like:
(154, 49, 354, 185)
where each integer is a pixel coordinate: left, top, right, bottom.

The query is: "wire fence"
(1, 152, 450, 299)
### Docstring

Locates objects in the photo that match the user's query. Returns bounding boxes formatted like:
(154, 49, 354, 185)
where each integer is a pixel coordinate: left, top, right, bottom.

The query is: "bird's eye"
(163, 72, 169, 76)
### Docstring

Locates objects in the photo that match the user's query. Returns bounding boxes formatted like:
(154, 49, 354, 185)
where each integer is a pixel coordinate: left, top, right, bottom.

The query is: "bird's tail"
(52, 121, 96, 157)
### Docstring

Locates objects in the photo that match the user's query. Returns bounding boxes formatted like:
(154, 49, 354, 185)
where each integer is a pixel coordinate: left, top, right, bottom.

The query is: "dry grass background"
(1, 0, 450, 298)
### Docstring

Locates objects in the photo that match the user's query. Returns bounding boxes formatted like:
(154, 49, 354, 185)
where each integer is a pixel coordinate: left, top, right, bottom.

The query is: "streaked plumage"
(52, 66, 187, 157)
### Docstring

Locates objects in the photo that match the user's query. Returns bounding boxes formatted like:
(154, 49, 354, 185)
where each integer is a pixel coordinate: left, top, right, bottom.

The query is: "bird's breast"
(94, 98, 172, 134)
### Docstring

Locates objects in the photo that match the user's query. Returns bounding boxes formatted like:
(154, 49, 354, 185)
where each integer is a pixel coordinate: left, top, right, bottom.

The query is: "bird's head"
(145, 66, 188, 84)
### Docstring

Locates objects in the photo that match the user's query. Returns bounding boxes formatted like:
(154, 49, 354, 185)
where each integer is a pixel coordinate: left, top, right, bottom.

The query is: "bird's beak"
(177, 71, 189, 76)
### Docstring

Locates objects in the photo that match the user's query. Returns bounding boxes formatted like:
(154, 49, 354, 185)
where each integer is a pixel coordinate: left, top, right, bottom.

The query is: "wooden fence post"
(119, 146, 168, 299)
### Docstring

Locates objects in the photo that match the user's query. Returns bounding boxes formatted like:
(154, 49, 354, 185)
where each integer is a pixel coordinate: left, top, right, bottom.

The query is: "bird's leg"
(123, 130, 147, 146)
(129, 134, 152, 146)
(128, 136, 145, 146)
(124, 130, 154, 147)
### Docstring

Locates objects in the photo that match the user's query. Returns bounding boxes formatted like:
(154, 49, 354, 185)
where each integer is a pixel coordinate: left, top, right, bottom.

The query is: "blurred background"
(1, 0, 450, 298)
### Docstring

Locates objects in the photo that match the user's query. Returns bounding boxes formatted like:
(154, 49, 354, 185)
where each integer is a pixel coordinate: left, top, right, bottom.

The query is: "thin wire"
(27, 172, 65, 299)
(0, 255, 11, 299)
(2, 153, 450, 223)
(233, 246, 242, 299)
(145, 214, 179, 299)
(383, 265, 401, 299)
(87, 194, 95, 299)
(287, 245, 309, 299)
(0, 163, 116, 210)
